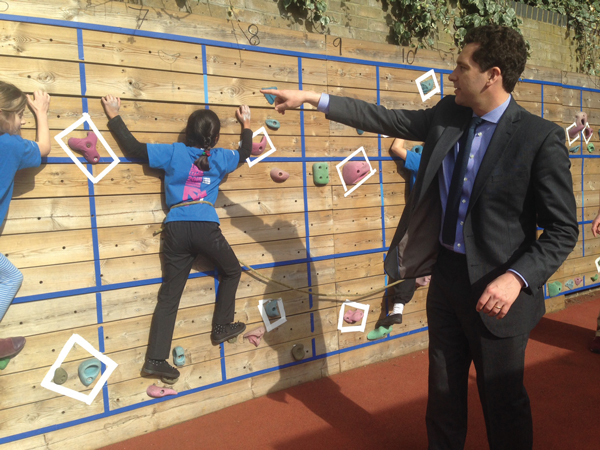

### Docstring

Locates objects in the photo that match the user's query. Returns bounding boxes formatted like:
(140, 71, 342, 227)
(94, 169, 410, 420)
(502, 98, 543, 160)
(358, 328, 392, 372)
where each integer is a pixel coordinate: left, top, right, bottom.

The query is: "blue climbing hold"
(78, 358, 101, 387)
(265, 300, 280, 318)
(356, 129, 364, 135)
(411, 145, 423, 155)
(420, 79, 435, 95)
(569, 145, 580, 153)
(172, 346, 185, 367)
(262, 87, 277, 105)
(265, 119, 280, 130)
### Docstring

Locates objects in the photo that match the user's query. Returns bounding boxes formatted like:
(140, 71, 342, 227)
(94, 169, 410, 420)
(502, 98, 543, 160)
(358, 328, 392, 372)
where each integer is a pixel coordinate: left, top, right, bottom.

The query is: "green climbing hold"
(564, 279, 574, 290)
(312, 162, 329, 185)
(587, 142, 595, 153)
(367, 326, 393, 341)
(591, 274, 599, 282)
(569, 145, 580, 153)
(0, 358, 9, 370)
(547, 281, 562, 297)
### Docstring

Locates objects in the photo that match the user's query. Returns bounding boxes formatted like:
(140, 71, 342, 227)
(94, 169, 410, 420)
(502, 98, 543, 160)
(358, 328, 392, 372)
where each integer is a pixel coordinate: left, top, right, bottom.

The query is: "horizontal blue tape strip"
(0, 324, 428, 445)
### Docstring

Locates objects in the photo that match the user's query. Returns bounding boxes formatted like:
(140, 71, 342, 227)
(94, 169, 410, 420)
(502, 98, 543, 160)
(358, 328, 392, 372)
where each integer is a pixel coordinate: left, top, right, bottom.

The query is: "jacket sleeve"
(237, 128, 253, 164)
(107, 115, 149, 161)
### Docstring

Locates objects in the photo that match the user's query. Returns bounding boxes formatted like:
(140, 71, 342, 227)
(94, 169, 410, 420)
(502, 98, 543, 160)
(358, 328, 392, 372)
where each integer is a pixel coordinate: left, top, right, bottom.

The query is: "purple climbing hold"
(251, 135, 267, 156)
(68, 131, 100, 164)
(270, 167, 289, 182)
(342, 161, 370, 185)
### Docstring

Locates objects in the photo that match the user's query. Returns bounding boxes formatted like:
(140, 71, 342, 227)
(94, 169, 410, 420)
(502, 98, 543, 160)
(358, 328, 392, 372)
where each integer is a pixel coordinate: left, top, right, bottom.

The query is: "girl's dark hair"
(185, 109, 221, 171)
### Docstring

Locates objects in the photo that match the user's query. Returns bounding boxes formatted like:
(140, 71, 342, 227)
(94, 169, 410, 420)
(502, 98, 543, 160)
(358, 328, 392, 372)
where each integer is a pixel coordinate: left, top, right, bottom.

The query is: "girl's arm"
(27, 90, 51, 157)
(101, 95, 149, 161)
(236, 105, 252, 163)
(389, 138, 408, 161)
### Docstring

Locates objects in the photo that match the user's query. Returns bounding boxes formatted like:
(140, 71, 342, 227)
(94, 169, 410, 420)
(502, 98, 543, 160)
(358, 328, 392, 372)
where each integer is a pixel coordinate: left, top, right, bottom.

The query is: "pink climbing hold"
(243, 326, 266, 347)
(68, 131, 100, 164)
(270, 167, 289, 182)
(569, 112, 588, 139)
(251, 135, 267, 156)
(342, 161, 370, 185)
(343, 309, 364, 324)
(575, 277, 583, 286)
(146, 384, 177, 398)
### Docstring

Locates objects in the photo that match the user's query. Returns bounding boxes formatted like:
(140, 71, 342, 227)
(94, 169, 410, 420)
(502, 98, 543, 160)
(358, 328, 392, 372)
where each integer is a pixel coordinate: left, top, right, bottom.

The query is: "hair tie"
(205, 150, 211, 157)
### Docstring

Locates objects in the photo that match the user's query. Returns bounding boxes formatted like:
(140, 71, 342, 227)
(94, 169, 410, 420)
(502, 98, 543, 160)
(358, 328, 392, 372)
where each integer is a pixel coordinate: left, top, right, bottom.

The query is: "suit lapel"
(468, 98, 521, 212)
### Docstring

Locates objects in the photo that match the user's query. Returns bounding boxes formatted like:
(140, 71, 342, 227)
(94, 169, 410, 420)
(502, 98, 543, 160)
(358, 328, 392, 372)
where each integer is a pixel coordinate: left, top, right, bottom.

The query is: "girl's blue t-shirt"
(147, 143, 239, 224)
(0, 134, 41, 225)
(404, 150, 421, 192)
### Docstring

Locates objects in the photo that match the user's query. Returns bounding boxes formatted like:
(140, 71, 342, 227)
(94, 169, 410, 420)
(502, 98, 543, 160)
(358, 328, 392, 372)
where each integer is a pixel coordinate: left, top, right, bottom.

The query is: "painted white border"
(40, 334, 118, 405)
(337, 301, 370, 333)
(245, 127, 276, 167)
(595, 256, 600, 273)
(336, 146, 377, 197)
(54, 113, 121, 184)
(415, 69, 440, 102)
(566, 122, 581, 147)
(583, 123, 593, 145)
(258, 298, 286, 332)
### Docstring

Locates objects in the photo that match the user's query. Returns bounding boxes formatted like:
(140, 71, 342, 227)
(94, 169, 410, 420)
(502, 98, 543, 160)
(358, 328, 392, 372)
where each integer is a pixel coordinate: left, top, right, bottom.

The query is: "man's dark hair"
(464, 25, 527, 93)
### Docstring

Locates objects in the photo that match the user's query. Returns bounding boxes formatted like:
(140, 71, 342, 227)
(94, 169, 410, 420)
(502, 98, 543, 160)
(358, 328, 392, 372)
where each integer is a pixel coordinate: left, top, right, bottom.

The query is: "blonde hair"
(0, 81, 27, 134)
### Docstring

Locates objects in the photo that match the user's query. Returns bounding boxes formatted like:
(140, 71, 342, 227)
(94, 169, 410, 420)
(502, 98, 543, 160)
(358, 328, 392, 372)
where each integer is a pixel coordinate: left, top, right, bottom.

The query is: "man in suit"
(262, 25, 578, 449)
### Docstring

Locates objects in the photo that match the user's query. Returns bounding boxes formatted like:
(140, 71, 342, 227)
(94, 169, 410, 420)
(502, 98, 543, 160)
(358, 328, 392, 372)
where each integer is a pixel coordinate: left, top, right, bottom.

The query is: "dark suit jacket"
(327, 94, 579, 337)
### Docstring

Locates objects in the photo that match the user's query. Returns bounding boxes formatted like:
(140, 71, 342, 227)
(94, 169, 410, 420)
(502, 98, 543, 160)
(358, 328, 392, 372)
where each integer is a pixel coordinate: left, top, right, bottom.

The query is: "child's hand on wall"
(236, 105, 251, 129)
(26, 90, 50, 117)
(101, 95, 121, 120)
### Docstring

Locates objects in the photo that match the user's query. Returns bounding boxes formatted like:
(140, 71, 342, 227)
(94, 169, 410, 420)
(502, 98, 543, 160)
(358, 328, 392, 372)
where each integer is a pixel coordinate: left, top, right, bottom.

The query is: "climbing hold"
(420, 78, 435, 95)
(587, 142, 595, 153)
(575, 111, 588, 127)
(0, 358, 9, 370)
(592, 274, 599, 282)
(547, 281, 562, 297)
(243, 326, 266, 347)
(564, 279, 575, 290)
(584, 125, 594, 141)
(569, 145, 580, 153)
(78, 358, 101, 387)
(411, 145, 423, 155)
(265, 119, 280, 130)
(342, 161, 370, 185)
(251, 135, 267, 156)
(356, 129, 364, 135)
(147, 384, 177, 398)
(270, 167, 289, 183)
(343, 309, 364, 324)
(291, 343, 305, 361)
(575, 277, 583, 286)
(367, 326, 393, 341)
(172, 346, 185, 367)
(262, 87, 277, 105)
(227, 336, 238, 344)
(265, 300, 280, 318)
(312, 162, 329, 185)
(68, 131, 100, 164)
(53, 367, 68, 385)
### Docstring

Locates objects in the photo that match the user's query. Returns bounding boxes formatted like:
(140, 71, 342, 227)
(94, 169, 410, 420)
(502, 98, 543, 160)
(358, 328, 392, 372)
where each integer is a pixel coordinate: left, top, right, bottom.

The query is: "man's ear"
(487, 67, 502, 86)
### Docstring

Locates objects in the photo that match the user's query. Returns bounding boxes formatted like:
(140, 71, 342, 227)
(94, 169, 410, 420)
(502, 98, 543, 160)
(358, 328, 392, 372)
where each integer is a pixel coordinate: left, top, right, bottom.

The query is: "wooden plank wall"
(0, 1, 596, 448)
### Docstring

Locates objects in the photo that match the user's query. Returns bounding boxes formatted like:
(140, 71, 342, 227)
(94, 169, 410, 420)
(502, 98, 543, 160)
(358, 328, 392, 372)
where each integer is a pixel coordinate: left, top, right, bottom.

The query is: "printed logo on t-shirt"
(182, 164, 208, 201)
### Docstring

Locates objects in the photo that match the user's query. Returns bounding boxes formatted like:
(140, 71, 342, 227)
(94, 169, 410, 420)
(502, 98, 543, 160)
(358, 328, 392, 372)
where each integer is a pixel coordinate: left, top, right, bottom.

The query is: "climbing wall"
(0, 1, 596, 448)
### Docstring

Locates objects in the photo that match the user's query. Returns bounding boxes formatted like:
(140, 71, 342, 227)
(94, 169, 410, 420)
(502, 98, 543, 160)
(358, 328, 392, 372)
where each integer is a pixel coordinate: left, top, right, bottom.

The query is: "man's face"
(448, 43, 490, 108)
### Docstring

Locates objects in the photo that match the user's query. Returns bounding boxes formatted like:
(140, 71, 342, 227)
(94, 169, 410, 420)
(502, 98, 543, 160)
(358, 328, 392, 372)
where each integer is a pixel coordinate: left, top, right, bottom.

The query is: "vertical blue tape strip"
(310, 312, 314, 333)
(580, 88, 585, 257)
(98, 326, 110, 413)
(77, 28, 84, 61)
(202, 45, 209, 109)
(215, 276, 227, 380)
(312, 337, 316, 358)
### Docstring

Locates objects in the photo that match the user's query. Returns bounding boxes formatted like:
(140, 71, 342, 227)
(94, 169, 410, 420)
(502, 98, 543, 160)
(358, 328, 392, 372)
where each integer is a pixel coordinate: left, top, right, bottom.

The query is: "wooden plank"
(327, 61, 377, 90)
(0, 21, 79, 61)
(14, 164, 90, 199)
(18, 261, 96, 298)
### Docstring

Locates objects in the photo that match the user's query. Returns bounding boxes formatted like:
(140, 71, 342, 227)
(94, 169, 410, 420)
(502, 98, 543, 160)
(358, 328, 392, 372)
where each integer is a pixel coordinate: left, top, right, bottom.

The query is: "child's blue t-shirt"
(0, 134, 41, 225)
(404, 150, 421, 192)
(147, 143, 239, 224)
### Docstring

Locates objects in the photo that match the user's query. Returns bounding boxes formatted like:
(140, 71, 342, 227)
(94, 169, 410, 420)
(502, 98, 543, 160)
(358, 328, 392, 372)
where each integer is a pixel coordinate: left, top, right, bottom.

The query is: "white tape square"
(415, 69, 441, 102)
(583, 123, 593, 145)
(566, 122, 580, 147)
(40, 334, 118, 405)
(336, 146, 377, 197)
(54, 113, 121, 184)
(258, 298, 286, 332)
(337, 301, 370, 333)
(245, 127, 276, 167)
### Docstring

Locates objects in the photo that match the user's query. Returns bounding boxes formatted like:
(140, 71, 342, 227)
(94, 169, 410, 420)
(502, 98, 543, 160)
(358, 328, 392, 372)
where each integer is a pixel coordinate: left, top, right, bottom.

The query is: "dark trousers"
(146, 221, 242, 360)
(426, 247, 532, 450)
(391, 277, 417, 304)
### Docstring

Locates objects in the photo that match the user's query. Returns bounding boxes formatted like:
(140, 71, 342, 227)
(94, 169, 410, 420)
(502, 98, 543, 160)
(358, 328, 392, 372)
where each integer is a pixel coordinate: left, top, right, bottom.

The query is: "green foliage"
(283, 0, 331, 28)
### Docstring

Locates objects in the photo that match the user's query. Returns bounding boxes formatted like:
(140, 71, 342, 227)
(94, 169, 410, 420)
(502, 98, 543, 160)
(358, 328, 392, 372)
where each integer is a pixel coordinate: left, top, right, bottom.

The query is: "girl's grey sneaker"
(211, 322, 246, 346)
(142, 359, 180, 379)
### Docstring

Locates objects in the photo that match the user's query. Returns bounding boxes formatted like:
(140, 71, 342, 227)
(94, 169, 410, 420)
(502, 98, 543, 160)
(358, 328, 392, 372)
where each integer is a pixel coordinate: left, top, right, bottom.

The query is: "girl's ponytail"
(185, 109, 220, 172)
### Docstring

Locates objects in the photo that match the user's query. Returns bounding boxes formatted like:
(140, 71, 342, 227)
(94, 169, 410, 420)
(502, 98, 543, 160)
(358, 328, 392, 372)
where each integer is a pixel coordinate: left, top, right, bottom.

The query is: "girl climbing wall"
(101, 95, 253, 382)
(0, 81, 51, 361)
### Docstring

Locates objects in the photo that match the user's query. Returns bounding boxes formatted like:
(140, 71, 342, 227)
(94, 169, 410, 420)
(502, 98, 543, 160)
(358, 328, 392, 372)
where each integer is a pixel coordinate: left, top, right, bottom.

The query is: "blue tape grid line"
(202, 45, 209, 108)
(0, 12, 595, 443)
(0, 324, 427, 445)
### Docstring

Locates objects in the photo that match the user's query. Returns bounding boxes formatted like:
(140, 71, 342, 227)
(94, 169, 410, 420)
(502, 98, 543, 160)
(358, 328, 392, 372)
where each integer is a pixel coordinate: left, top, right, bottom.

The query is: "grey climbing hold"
(78, 358, 101, 387)
(291, 344, 305, 361)
(265, 300, 280, 318)
(172, 346, 185, 367)
(265, 119, 280, 130)
(53, 367, 68, 385)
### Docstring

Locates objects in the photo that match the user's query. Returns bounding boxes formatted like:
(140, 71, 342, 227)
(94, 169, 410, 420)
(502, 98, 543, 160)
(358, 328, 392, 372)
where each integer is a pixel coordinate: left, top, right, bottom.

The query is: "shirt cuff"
(317, 93, 330, 114)
(507, 269, 528, 289)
